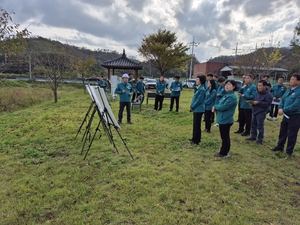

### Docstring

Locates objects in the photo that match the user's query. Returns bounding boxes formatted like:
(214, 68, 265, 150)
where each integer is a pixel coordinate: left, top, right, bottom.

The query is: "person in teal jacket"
(271, 73, 300, 157)
(235, 74, 257, 136)
(154, 75, 166, 111)
(135, 76, 145, 103)
(98, 75, 108, 99)
(189, 75, 207, 145)
(213, 74, 219, 90)
(213, 76, 226, 127)
(204, 79, 217, 133)
(115, 74, 133, 124)
(212, 80, 238, 158)
(169, 75, 183, 112)
(268, 76, 287, 121)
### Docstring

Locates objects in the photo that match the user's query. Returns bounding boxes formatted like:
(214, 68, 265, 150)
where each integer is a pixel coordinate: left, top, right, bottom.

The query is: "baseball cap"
(122, 74, 129, 78)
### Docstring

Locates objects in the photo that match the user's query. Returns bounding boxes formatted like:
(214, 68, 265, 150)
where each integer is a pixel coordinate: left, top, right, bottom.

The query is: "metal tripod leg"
(75, 101, 94, 139)
(114, 127, 134, 160)
(84, 120, 102, 160)
(81, 107, 97, 155)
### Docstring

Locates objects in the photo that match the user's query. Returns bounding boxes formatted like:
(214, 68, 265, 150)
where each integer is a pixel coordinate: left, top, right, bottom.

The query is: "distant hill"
(208, 47, 298, 72)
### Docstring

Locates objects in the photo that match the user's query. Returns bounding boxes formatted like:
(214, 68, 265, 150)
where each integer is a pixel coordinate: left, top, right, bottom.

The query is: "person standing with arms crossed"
(169, 75, 183, 112)
(154, 75, 166, 111)
(115, 74, 133, 124)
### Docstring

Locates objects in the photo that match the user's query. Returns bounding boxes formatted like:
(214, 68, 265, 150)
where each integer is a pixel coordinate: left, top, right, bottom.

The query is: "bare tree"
(0, 7, 30, 73)
(235, 42, 283, 79)
(73, 56, 95, 92)
(34, 46, 74, 103)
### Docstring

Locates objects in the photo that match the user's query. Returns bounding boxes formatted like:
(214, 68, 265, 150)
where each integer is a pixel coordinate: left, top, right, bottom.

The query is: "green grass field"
(0, 81, 299, 224)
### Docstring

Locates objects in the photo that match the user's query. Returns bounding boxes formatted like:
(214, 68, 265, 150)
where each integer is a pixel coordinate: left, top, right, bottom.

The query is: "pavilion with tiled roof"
(101, 49, 143, 80)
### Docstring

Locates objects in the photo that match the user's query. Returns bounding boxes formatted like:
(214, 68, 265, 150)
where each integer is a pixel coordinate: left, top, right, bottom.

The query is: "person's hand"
(122, 90, 126, 93)
(242, 84, 247, 89)
(217, 94, 221, 97)
(190, 107, 193, 112)
(253, 101, 258, 105)
(212, 106, 215, 113)
(240, 94, 245, 97)
(278, 109, 284, 115)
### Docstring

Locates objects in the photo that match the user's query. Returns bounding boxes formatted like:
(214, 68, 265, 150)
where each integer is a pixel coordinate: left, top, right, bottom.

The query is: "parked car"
(145, 79, 157, 89)
(234, 80, 243, 91)
(85, 77, 100, 83)
(182, 79, 196, 88)
(164, 78, 169, 88)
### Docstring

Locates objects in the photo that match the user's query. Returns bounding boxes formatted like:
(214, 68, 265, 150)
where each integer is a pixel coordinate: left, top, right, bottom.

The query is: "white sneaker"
(213, 123, 219, 127)
(267, 116, 273, 121)
(273, 117, 277, 121)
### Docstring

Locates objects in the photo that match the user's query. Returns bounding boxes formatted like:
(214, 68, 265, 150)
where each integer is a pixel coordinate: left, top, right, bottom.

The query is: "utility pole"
(233, 42, 241, 62)
(189, 36, 199, 79)
(29, 54, 32, 79)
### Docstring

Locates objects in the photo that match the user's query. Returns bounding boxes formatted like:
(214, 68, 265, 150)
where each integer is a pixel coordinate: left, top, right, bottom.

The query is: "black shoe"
(214, 153, 229, 158)
(189, 139, 193, 141)
(189, 141, 199, 145)
(117, 121, 122, 124)
(270, 147, 283, 152)
(127, 121, 133, 124)
(296, 181, 300, 185)
(256, 141, 262, 145)
(241, 132, 250, 136)
(234, 130, 243, 134)
(245, 137, 256, 141)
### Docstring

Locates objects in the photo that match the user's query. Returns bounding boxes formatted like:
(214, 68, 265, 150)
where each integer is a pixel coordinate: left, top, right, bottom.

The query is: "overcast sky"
(2, 0, 299, 62)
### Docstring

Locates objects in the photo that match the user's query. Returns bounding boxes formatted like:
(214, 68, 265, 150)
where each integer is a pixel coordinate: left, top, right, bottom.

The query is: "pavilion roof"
(101, 49, 143, 70)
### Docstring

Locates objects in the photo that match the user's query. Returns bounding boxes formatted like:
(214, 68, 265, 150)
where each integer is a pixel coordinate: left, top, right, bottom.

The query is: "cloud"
(1, 0, 299, 62)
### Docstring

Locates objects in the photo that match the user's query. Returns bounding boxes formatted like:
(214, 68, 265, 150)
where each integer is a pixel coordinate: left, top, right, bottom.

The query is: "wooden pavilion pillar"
(107, 68, 111, 79)
(134, 69, 138, 80)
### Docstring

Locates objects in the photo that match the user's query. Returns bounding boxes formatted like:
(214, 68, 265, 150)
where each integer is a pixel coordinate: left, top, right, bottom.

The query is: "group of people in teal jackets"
(113, 72, 300, 162)
(189, 74, 238, 158)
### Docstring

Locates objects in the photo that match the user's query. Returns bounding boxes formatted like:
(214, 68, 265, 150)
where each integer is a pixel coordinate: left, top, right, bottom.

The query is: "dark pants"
(192, 112, 203, 144)
(251, 112, 267, 142)
(237, 100, 241, 121)
(219, 123, 233, 156)
(211, 112, 215, 123)
(269, 104, 279, 118)
(205, 110, 213, 131)
(154, 94, 164, 110)
(238, 108, 252, 133)
(277, 114, 300, 155)
(170, 96, 180, 111)
(131, 92, 136, 103)
(118, 102, 131, 122)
